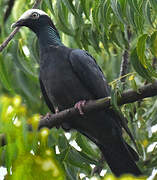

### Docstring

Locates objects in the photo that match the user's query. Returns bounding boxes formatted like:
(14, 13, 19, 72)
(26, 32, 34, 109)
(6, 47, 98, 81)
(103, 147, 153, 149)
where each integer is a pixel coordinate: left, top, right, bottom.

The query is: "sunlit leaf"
(130, 49, 153, 82)
(137, 34, 148, 67)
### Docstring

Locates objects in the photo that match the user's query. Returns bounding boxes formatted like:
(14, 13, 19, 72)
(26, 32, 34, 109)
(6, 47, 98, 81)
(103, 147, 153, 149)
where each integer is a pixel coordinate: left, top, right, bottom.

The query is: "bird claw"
(74, 100, 86, 115)
(44, 112, 51, 119)
(55, 107, 60, 129)
(55, 107, 59, 114)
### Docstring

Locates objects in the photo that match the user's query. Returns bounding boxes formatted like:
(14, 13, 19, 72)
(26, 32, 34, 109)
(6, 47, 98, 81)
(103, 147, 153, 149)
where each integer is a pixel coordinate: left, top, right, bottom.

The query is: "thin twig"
(4, 0, 15, 22)
(92, 154, 105, 175)
(119, 26, 131, 84)
(119, 49, 129, 82)
(152, 57, 157, 70)
(0, 27, 20, 52)
(32, 0, 42, 8)
(0, 134, 6, 146)
(0, 0, 42, 53)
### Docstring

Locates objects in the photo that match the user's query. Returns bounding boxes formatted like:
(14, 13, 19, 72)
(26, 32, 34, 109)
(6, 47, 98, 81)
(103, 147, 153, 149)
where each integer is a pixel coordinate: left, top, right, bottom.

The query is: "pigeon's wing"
(39, 78, 55, 113)
(69, 49, 139, 150)
(69, 49, 110, 99)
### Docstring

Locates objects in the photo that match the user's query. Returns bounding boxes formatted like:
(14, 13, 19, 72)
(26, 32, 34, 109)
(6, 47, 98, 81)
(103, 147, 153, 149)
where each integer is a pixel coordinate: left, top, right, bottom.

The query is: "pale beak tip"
(11, 22, 16, 29)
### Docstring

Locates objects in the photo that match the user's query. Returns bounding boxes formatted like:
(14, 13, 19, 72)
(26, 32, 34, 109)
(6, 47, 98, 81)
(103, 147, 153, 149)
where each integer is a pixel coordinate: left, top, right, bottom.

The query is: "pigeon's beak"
(11, 19, 25, 29)
(11, 22, 17, 29)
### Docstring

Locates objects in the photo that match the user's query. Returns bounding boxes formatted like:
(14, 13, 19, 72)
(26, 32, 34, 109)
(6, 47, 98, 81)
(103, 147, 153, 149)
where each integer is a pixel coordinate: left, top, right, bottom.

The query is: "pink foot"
(45, 112, 51, 119)
(74, 100, 86, 115)
(55, 107, 60, 129)
(55, 107, 59, 114)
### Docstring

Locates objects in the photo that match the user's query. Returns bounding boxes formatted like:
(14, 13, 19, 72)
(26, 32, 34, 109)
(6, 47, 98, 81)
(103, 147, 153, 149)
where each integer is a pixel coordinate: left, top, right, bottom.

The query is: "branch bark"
(4, 0, 15, 22)
(38, 81, 157, 130)
(119, 26, 131, 83)
(0, 134, 6, 146)
(32, 0, 42, 9)
(0, 27, 20, 52)
(1, 81, 157, 147)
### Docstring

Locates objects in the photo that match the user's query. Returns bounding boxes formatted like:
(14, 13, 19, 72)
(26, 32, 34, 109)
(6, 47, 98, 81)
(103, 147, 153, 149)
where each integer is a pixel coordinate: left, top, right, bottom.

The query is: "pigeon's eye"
(31, 12, 39, 19)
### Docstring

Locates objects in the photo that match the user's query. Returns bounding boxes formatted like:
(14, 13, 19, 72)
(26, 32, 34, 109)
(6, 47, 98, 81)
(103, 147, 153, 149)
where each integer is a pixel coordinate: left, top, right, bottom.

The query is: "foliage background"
(0, 0, 157, 179)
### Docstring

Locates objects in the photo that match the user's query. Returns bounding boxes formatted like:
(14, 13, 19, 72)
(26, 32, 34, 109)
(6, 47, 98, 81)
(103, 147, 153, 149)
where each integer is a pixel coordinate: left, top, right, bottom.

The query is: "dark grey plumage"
(12, 9, 142, 177)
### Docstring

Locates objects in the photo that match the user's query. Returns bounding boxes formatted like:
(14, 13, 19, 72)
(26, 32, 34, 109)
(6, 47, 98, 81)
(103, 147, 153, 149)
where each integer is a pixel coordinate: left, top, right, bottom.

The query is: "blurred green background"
(0, 0, 157, 179)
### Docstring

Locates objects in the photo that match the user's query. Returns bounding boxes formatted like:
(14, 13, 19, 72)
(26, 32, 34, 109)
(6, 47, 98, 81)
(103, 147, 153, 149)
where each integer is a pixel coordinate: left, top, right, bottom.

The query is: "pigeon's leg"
(74, 100, 86, 115)
(55, 107, 59, 114)
(44, 112, 51, 119)
(55, 107, 60, 129)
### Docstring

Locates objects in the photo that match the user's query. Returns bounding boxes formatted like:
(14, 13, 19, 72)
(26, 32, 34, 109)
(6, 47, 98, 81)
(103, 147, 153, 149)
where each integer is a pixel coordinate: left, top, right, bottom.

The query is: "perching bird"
(12, 9, 142, 177)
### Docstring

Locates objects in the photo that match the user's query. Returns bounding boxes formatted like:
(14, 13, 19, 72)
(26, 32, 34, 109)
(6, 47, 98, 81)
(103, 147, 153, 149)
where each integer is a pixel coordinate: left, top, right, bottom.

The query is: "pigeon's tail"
(98, 140, 142, 177)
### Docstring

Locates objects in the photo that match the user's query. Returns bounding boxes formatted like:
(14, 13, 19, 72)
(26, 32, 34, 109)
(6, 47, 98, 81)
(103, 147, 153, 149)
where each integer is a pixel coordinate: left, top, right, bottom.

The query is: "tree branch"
(119, 26, 131, 83)
(32, 0, 42, 9)
(38, 81, 157, 130)
(4, 0, 15, 22)
(119, 49, 129, 82)
(0, 0, 42, 53)
(1, 81, 157, 147)
(0, 27, 20, 52)
(0, 134, 7, 146)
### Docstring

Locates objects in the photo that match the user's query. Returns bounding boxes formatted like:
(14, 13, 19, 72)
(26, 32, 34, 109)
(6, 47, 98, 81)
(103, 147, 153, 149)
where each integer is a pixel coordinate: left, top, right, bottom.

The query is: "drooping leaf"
(130, 49, 153, 82)
(76, 133, 100, 159)
(136, 34, 148, 67)
(0, 55, 13, 92)
(110, 0, 125, 24)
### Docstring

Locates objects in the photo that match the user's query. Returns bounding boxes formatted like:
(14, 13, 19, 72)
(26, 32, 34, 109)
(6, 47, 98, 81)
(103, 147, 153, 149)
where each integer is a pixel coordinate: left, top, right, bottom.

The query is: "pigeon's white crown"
(18, 9, 48, 20)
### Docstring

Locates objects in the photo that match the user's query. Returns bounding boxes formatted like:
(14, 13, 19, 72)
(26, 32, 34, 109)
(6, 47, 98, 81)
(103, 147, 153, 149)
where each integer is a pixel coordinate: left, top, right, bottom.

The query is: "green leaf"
(100, 0, 111, 33)
(130, 49, 153, 82)
(0, 55, 13, 92)
(64, 163, 79, 180)
(137, 34, 148, 67)
(110, 0, 125, 24)
(63, 147, 92, 171)
(137, 34, 157, 78)
(150, 31, 157, 58)
(56, 1, 75, 36)
(76, 133, 100, 159)
(128, 0, 141, 15)
(89, 29, 101, 52)
(143, 0, 153, 27)
(150, 0, 157, 12)
(58, 134, 69, 151)
(109, 25, 124, 48)
(15, 70, 38, 102)
(125, 3, 135, 27)
(92, 0, 101, 31)
(62, 0, 79, 18)
(80, 0, 90, 19)
(17, 39, 38, 78)
(134, 13, 144, 33)
(130, 77, 138, 92)
(111, 86, 120, 112)
(44, 0, 54, 13)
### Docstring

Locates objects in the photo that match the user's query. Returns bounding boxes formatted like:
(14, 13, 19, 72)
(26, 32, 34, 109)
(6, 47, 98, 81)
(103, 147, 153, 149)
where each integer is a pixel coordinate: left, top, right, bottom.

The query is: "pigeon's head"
(11, 9, 58, 34)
